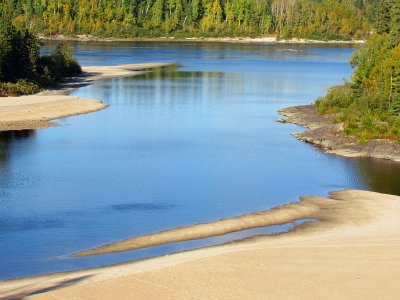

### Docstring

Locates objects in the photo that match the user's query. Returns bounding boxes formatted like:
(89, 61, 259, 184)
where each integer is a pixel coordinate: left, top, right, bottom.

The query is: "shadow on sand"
(2, 274, 93, 300)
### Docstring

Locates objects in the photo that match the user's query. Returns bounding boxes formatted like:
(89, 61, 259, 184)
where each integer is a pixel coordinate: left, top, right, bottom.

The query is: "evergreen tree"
(389, 0, 400, 46)
(375, 0, 390, 34)
(0, 1, 15, 81)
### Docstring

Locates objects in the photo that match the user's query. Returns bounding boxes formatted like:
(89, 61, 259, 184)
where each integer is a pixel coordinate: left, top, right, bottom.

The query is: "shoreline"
(0, 62, 175, 131)
(39, 34, 365, 44)
(1, 189, 399, 299)
(278, 104, 400, 162)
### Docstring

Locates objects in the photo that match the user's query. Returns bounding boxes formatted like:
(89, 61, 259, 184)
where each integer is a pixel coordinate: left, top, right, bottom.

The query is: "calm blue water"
(1, 42, 400, 280)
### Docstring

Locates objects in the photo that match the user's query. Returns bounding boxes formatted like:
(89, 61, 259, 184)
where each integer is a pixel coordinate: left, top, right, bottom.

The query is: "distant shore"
(38, 34, 366, 44)
(0, 62, 175, 131)
(1, 190, 399, 299)
(277, 105, 400, 162)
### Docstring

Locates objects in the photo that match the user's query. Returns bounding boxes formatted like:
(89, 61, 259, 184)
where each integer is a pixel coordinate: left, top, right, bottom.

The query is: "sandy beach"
(1, 189, 399, 299)
(39, 34, 366, 44)
(0, 62, 174, 131)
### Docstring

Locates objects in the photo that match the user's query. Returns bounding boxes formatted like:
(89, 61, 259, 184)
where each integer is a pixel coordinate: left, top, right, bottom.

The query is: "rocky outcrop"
(277, 105, 400, 162)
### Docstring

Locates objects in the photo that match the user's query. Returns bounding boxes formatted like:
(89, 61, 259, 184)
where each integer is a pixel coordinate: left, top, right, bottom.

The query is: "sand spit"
(0, 95, 106, 131)
(0, 62, 175, 131)
(278, 104, 400, 162)
(1, 190, 399, 299)
(73, 198, 321, 257)
(39, 34, 366, 44)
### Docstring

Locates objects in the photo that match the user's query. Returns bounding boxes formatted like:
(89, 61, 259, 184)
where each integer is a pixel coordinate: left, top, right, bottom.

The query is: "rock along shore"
(277, 104, 400, 162)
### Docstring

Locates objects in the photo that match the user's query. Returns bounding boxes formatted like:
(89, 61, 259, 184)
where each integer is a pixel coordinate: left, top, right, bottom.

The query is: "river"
(1, 41, 400, 279)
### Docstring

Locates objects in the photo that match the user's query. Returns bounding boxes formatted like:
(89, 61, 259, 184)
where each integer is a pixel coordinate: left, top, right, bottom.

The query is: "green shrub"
(0, 79, 41, 96)
(316, 84, 353, 113)
(38, 42, 82, 83)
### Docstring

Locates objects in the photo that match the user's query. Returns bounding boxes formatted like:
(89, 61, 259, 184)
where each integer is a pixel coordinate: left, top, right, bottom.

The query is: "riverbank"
(38, 34, 365, 44)
(0, 95, 106, 131)
(278, 104, 400, 162)
(0, 62, 175, 131)
(1, 189, 399, 299)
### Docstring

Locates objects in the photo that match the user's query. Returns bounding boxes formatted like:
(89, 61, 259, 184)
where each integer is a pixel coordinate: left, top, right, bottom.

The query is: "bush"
(38, 42, 82, 83)
(316, 84, 353, 113)
(0, 79, 42, 96)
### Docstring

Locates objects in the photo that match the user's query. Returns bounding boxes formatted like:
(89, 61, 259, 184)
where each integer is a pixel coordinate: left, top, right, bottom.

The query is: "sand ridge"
(1, 190, 399, 299)
(72, 196, 322, 257)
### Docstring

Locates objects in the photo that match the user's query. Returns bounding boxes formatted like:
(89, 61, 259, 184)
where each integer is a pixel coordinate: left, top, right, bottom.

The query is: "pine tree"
(390, 46, 400, 115)
(389, 0, 400, 46)
(375, 0, 390, 34)
(0, 1, 15, 82)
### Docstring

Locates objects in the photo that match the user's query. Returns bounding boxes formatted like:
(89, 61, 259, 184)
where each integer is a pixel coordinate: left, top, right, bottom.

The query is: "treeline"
(9, 0, 378, 40)
(0, 2, 81, 96)
(317, 0, 400, 140)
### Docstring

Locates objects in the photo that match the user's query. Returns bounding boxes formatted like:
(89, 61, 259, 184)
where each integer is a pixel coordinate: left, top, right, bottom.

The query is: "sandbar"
(1, 190, 399, 299)
(0, 62, 175, 131)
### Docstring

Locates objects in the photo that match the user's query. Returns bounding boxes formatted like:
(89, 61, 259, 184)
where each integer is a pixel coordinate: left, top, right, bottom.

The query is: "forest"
(316, 0, 400, 140)
(8, 0, 379, 40)
(0, 2, 81, 96)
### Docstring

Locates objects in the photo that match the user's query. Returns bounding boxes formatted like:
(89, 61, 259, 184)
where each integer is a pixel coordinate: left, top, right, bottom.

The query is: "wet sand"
(1, 190, 399, 299)
(0, 62, 175, 131)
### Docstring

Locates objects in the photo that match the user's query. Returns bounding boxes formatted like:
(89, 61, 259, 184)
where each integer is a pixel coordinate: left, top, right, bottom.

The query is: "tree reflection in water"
(349, 157, 400, 195)
(0, 130, 36, 171)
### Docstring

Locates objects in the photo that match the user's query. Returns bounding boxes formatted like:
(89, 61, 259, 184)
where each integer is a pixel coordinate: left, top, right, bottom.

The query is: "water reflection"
(80, 67, 315, 112)
(351, 158, 400, 195)
(43, 41, 354, 67)
(0, 130, 36, 170)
